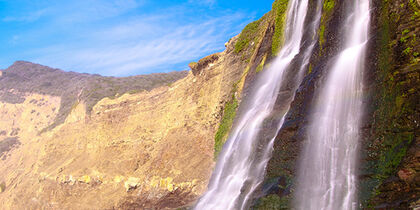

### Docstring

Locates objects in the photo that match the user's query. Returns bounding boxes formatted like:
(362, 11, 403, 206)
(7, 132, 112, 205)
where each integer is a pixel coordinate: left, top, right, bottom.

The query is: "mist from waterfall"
(294, 0, 370, 209)
(194, 0, 321, 209)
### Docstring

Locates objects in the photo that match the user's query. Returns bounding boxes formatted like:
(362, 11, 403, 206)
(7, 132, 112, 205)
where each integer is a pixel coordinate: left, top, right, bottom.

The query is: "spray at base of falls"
(294, 0, 370, 209)
(194, 0, 321, 209)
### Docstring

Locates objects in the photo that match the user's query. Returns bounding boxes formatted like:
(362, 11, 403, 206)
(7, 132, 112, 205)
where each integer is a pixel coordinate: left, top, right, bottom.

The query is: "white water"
(194, 0, 321, 209)
(294, 0, 370, 209)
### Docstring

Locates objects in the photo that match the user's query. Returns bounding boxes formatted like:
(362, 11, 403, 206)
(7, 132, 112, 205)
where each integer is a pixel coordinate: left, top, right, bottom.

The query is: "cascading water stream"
(294, 0, 370, 209)
(194, 0, 321, 209)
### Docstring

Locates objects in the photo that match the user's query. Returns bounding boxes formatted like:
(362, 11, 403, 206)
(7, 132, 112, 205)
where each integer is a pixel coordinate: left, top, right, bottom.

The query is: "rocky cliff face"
(0, 11, 276, 207)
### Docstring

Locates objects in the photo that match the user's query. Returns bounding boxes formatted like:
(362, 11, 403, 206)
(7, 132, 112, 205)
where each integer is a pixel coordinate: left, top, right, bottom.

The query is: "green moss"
(395, 95, 404, 109)
(235, 20, 261, 53)
(399, 29, 411, 43)
(255, 194, 289, 210)
(256, 55, 267, 73)
(271, 0, 288, 55)
(360, 0, 419, 206)
(376, 133, 414, 179)
(408, 0, 420, 19)
(324, 0, 335, 11)
(214, 94, 239, 159)
(319, 0, 335, 51)
(401, 29, 410, 35)
(319, 25, 326, 47)
(403, 47, 412, 55)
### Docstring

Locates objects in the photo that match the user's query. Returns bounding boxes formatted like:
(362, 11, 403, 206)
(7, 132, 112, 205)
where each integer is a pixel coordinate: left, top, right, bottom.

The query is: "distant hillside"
(0, 61, 188, 130)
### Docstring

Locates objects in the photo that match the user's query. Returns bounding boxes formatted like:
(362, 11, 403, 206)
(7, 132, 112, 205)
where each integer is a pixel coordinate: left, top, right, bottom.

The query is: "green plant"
(324, 0, 335, 11)
(403, 47, 412, 55)
(319, 0, 335, 51)
(234, 20, 262, 53)
(214, 94, 238, 159)
(256, 55, 267, 73)
(271, 0, 288, 55)
(255, 194, 289, 210)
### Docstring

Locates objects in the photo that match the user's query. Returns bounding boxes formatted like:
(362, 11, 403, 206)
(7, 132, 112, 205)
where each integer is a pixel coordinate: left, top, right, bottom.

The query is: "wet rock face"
(259, 0, 419, 209)
(359, 0, 420, 208)
(261, 0, 348, 201)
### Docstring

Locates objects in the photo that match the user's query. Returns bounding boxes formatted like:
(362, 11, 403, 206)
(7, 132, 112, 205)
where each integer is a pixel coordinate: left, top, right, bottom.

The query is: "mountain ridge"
(0, 60, 188, 130)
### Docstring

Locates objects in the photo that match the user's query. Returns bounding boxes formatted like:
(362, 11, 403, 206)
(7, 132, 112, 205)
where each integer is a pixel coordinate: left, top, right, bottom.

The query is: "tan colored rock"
(114, 175, 124, 183)
(124, 177, 141, 191)
(79, 175, 91, 184)
(0, 181, 5, 193)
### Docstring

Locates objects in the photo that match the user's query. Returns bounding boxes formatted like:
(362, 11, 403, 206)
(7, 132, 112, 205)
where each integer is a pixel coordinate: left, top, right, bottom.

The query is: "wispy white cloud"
(49, 0, 143, 23)
(2, 0, 142, 23)
(2, 0, 254, 76)
(31, 11, 249, 76)
(2, 9, 49, 22)
(189, 0, 217, 7)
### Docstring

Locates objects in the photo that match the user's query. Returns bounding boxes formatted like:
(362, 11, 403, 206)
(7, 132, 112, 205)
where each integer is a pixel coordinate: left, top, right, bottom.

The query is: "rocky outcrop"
(189, 53, 220, 76)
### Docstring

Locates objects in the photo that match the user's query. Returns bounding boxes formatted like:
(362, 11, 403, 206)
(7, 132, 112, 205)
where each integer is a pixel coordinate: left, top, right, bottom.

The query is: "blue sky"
(0, 0, 273, 76)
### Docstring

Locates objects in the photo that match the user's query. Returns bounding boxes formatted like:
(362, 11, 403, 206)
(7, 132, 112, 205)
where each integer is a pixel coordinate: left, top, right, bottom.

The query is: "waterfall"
(194, 0, 321, 209)
(294, 0, 370, 209)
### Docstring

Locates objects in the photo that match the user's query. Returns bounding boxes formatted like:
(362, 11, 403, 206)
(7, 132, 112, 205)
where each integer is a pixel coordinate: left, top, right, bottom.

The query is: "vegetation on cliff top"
(234, 19, 262, 54)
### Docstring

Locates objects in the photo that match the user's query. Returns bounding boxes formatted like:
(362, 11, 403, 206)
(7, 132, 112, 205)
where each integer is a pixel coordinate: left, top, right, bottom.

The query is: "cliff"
(0, 0, 418, 209)
(260, 0, 419, 209)
(0, 8, 276, 207)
